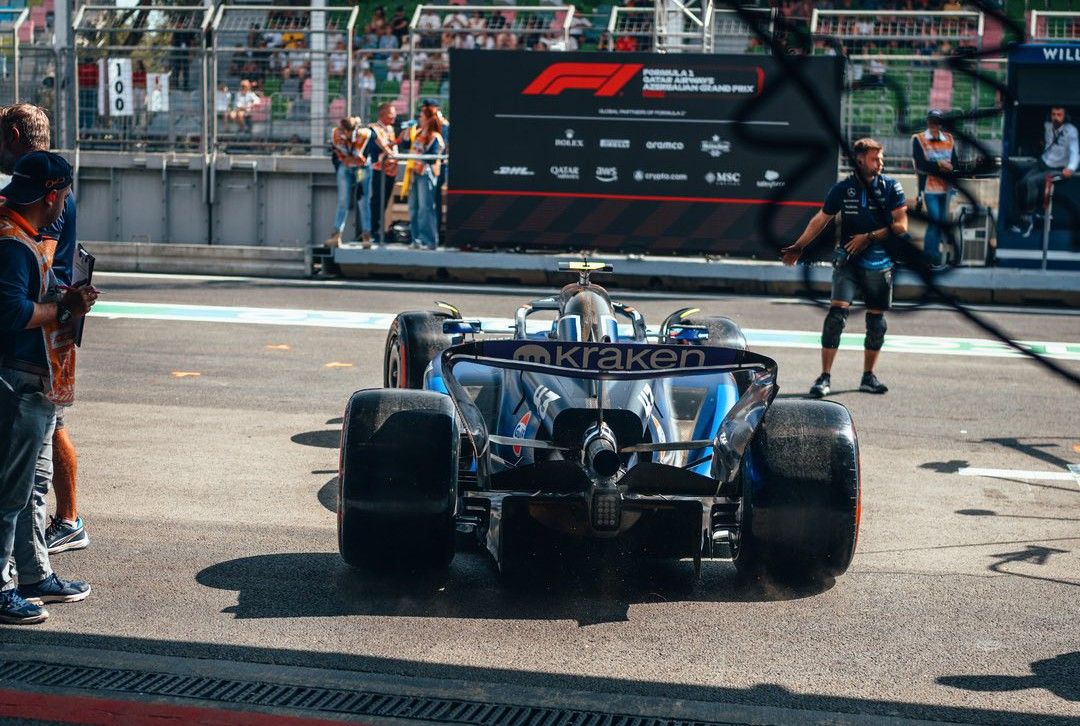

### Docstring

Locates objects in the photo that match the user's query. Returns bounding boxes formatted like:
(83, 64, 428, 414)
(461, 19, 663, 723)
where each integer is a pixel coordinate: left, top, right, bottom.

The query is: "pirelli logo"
(522, 63, 643, 97)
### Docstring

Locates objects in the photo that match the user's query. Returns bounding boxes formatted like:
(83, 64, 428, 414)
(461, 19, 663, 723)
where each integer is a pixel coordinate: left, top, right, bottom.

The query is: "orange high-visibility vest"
(913, 130, 955, 194)
(0, 207, 76, 405)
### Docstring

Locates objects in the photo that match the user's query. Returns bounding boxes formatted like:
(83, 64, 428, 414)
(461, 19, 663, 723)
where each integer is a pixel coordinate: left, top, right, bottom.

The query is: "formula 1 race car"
(337, 262, 860, 584)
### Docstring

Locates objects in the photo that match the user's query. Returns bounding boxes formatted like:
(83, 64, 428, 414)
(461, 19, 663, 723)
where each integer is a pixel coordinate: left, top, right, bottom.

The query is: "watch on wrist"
(56, 303, 72, 326)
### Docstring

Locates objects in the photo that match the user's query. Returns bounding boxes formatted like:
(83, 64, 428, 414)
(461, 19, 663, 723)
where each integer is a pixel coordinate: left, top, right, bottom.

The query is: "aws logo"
(523, 63, 643, 97)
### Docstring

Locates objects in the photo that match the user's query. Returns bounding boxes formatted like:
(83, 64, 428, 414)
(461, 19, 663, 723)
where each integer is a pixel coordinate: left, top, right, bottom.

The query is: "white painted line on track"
(959, 467, 1077, 482)
(94, 272, 1080, 314)
(88, 301, 1080, 360)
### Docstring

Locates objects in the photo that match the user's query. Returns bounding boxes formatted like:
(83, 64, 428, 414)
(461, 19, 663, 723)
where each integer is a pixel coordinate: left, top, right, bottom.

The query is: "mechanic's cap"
(1, 151, 73, 205)
(926, 108, 945, 121)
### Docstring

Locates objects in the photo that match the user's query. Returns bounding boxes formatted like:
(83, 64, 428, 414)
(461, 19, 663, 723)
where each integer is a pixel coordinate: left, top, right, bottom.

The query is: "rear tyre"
(733, 399, 860, 585)
(383, 311, 454, 389)
(338, 389, 458, 574)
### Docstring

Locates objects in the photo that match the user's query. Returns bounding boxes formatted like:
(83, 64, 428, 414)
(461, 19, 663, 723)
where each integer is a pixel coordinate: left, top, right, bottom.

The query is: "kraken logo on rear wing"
(442, 339, 779, 486)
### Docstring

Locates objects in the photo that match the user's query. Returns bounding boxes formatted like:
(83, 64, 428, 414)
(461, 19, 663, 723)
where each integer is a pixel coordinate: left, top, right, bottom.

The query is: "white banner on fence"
(107, 58, 134, 117)
(97, 59, 107, 117)
(147, 72, 170, 113)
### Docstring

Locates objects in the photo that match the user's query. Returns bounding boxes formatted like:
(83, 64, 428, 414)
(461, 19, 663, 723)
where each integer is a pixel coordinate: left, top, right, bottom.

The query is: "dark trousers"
(434, 173, 445, 233)
(369, 171, 397, 244)
(1016, 160, 1053, 217)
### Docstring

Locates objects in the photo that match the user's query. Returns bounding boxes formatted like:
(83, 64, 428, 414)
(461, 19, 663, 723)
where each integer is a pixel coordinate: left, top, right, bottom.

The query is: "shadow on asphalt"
(195, 551, 827, 625)
(2, 628, 1075, 726)
(938, 651, 1080, 703)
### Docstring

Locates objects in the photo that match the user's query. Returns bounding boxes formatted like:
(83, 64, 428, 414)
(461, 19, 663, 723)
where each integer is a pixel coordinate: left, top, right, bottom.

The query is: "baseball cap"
(1, 150, 73, 205)
(926, 108, 945, 121)
(421, 97, 440, 108)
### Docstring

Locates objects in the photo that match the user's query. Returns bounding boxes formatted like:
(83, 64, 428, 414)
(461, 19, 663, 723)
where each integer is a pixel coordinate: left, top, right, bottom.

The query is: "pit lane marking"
(87, 301, 1080, 361)
(959, 467, 1078, 482)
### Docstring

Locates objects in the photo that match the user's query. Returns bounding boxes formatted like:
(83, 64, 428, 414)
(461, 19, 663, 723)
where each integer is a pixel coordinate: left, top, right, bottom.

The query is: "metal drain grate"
(0, 660, 734, 726)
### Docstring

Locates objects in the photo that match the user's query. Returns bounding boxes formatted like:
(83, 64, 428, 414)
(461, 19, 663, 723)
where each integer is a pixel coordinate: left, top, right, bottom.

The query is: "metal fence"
(73, 4, 214, 154)
(210, 4, 358, 155)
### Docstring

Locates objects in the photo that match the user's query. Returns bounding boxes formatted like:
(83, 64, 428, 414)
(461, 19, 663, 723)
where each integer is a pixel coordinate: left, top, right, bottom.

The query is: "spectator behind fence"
(1010, 105, 1079, 237)
(391, 6, 410, 44)
(407, 105, 444, 250)
(225, 80, 260, 133)
(329, 40, 347, 78)
(386, 52, 405, 82)
(911, 109, 958, 266)
(0, 151, 97, 625)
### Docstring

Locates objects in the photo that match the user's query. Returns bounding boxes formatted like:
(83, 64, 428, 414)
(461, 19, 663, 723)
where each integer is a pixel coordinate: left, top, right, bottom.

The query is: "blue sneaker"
(45, 516, 89, 554)
(18, 573, 91, 605)
(0, 589, 49, 624)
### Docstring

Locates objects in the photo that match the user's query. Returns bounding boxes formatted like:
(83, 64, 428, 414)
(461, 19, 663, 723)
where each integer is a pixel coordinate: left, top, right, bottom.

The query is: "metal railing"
(1030, 11, 1080, 43)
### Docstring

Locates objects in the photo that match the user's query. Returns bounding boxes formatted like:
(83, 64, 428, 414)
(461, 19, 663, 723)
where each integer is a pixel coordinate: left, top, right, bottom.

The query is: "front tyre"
(383, 311, 454, 389)
(733, 399, 860, 584)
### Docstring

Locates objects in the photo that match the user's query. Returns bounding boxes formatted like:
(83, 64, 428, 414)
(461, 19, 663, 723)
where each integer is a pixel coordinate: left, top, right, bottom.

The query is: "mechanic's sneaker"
(45, 516, 88, 554)
(808, 373, 831, 398)
(18, 573, 91, 605)
(0, 589, 48, 625)
(859, 372, 889, 394)
(1009, 217, 1034, 237)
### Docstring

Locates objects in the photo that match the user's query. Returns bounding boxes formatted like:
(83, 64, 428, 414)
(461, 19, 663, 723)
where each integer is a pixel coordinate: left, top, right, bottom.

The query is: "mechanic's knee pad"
(865, 312, 887, 351)
(822, 306, 849, 349)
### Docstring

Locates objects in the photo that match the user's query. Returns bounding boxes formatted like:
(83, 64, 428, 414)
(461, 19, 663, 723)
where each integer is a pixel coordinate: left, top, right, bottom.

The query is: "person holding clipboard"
(0, 104, 90, 556)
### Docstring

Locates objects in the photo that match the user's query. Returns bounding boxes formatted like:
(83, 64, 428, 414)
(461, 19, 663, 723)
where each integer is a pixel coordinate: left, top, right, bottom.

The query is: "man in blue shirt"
(0, 151, 98, 624)
(782, 138, 910, 397)
(0, 104, 87, 554)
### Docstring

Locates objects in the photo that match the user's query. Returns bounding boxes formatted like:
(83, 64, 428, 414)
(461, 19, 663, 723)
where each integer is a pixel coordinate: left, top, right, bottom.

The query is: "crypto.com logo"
(522, 63, 643, 97)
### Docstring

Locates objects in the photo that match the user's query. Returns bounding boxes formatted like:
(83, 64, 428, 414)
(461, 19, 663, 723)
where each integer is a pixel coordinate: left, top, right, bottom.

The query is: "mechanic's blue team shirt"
(0, 230, 53, 367)
(42, 193, 77, 286)
(822, 173, 905, 271)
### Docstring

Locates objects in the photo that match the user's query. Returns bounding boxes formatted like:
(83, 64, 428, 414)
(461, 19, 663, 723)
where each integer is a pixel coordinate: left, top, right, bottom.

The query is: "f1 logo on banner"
(522, 63, 643, 97)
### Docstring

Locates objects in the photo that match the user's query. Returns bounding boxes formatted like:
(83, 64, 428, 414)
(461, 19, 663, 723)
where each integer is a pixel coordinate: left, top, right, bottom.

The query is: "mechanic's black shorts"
(831, 264, 893, 310)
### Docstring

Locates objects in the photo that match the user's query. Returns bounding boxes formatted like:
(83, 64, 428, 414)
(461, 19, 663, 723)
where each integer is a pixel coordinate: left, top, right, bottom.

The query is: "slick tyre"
(733, 399, 860, 585)
(384, 311, 454, 389)
(338, 389, 458, 574)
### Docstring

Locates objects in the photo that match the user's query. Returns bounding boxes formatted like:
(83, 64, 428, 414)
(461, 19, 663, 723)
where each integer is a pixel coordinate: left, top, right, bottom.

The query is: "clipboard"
(71, 244, 95, 347)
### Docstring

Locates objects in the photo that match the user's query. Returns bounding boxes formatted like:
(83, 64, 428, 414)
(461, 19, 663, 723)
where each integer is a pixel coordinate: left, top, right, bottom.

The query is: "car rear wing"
(441, 340, 778, 485)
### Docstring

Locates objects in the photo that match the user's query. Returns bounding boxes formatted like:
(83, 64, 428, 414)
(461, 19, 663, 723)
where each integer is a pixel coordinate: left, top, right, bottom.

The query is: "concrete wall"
(66, 151, 1001, 249)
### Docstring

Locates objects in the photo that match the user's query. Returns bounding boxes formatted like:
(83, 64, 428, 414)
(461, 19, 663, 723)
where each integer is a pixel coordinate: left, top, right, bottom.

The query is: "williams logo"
(595, 166, 618, 183)
(512, 342, 709, 372)
(550, 165, 580, 180)
(599, 138, 630, 149)
(522, 62, 643, 97)
(705, 171, 741, 186)
(493, 165, 535, 176)
(700, 135, 732, 158)
(756, 169, 785, 189)
(555, 128, 584, 147)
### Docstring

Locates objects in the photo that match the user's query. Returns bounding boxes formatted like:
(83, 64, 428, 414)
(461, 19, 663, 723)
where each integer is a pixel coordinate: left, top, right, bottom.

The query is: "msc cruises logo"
(512, 343, 708, 371)
(523, 63, 643, 97)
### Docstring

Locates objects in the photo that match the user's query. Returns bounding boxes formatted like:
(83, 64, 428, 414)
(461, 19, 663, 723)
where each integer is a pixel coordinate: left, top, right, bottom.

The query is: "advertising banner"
(448, 50, 842, 256)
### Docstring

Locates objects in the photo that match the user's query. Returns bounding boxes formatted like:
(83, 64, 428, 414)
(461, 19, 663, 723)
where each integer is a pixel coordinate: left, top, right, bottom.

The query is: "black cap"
(1, 151, 73, 205)
(421, 97, 440, 108)
(926, 108, 945, 121)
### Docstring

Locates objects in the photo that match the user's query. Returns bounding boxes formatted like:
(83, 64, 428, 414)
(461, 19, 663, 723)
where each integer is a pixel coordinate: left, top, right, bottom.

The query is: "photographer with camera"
(782, 138, 909, 398)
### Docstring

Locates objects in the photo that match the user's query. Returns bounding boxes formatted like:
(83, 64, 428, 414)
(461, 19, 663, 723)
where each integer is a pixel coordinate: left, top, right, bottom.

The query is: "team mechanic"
(782, 137, 909, 398)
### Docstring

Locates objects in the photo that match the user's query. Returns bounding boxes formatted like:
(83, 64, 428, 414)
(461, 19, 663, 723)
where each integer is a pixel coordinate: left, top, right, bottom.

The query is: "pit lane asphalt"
(1, 273, 1077, 726)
